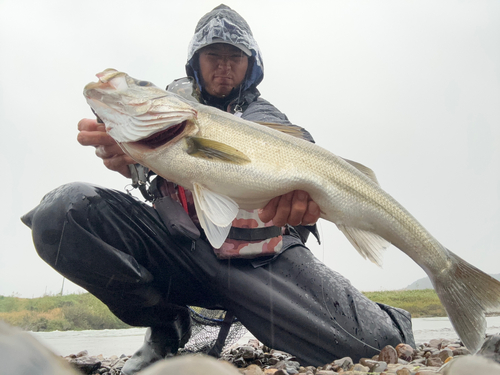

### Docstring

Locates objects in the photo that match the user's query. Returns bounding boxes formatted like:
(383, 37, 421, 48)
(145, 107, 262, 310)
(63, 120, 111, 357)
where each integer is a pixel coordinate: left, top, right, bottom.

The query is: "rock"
(240, 345, 258, 359)
(477, 334, 500, 364)
(437, 348, 453, 362)
(443, 355, 500, 374)
(351, 363, 369, 372)
(76, 350, 88, 357)
(68, 356, 102, 374)
(139, 354, 241, 375)
(451, 347, 470, 356)
(333, 356, 353, 370)
(428, 338, 450, 349)
(0, 321, 79, 375)
(242, 364, 264, 375)
(425, 356, 443, 367)
(411, 357, 427, 365)
(373, 361, 388, 372)
(396, 343, 415, 361)
(272, 360, 300, 374)
(396, 369, 411, 375)
(359, 358, 387, 372)
(379, 345, 399, 364)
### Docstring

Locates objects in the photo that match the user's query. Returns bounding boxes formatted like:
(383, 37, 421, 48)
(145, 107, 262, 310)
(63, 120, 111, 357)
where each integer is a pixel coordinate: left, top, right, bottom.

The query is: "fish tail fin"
(432, 250, 500, 353)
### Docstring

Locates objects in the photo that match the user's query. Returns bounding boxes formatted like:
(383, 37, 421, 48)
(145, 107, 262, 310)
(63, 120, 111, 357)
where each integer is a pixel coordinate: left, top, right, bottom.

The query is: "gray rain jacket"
(184, 4, 314, 142)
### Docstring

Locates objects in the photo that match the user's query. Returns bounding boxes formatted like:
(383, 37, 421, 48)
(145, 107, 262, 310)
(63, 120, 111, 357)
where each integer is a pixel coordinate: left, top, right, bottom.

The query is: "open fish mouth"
(135, 121, 187, 149)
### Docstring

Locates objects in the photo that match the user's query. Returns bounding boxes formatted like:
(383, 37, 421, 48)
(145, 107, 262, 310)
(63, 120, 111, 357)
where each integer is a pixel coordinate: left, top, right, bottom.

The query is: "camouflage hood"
(185, 4, 264, 92)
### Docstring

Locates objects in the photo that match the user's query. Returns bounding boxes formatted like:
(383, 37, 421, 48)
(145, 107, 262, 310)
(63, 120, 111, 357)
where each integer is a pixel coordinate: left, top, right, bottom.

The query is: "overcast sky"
(0, 0, 498, 298)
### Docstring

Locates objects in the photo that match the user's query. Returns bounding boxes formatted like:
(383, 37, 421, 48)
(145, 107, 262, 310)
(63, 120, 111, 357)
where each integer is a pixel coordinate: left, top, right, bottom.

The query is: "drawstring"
(178, 186, 189, 214)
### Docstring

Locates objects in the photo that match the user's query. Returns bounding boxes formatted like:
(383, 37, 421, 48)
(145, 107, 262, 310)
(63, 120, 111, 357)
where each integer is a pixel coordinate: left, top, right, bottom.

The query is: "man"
(22, 5, 415, 374)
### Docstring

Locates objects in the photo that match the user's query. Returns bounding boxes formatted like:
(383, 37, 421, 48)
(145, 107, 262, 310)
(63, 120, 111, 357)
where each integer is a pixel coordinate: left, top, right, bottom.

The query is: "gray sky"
(0, 0, 498, 298)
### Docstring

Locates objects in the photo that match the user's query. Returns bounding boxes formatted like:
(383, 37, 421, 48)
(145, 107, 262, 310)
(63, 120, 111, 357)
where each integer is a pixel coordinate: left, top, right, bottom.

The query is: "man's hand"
(77, 118, 136, 178)
(259, 190, 321, 227)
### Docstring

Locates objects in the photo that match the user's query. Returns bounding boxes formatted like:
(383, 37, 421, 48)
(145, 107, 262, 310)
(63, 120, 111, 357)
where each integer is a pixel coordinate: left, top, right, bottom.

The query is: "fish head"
(83, 69, 198, 148)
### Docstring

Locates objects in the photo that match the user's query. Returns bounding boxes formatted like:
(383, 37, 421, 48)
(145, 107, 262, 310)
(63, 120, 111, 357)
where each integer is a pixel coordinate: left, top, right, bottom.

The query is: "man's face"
(198, 43, 249, 98)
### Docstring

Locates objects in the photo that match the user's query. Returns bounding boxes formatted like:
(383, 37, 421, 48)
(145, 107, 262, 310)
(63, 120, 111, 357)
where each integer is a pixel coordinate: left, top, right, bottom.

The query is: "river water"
(30, 316, 500, 357)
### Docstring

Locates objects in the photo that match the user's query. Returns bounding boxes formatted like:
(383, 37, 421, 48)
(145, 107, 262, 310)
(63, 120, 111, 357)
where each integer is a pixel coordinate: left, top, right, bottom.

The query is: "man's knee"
(21, 182, 100, 266)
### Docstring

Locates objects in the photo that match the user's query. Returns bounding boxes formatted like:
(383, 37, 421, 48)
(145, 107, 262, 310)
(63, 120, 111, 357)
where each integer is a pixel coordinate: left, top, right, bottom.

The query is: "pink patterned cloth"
(157, 180, 283, 259)
(214, 209, 283, 259)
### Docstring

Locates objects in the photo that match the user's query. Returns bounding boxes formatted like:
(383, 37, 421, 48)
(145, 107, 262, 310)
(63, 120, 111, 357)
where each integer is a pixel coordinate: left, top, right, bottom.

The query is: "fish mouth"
(135, 121, 187, 149)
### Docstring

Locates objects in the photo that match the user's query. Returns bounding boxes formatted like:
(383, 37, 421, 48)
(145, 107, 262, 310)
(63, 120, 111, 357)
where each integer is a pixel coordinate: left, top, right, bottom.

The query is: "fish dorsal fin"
(342, 158, 380, 185)
(192, 182, 239, 248)
(256, 122, 310, 140)
(336, 224, 390, 267)
(186, 136, 250, 164)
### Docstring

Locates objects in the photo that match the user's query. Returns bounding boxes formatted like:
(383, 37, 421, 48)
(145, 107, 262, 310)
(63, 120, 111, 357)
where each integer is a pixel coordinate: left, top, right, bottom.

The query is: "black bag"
(153, 196, 200, 242)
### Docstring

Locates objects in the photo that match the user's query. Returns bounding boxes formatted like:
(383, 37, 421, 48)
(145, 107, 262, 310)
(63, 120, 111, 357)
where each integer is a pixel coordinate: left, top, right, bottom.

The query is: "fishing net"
(180, 307, 247, 355)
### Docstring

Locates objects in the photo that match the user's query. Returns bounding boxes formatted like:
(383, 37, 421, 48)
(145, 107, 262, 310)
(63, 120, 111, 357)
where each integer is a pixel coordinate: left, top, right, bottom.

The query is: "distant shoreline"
(1, 289, 446, 332)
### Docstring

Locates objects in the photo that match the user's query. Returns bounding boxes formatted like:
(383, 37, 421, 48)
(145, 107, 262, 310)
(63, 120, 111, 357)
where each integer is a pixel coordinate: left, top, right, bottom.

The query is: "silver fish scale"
(85, 69, 500, 354)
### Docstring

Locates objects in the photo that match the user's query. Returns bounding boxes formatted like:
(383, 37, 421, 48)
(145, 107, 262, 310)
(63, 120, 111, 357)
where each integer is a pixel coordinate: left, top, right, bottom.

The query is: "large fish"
(84, 68, 500, 353)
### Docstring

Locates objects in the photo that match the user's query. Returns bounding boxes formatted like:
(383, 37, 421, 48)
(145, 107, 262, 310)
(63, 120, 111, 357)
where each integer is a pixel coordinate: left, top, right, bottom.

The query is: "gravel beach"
(63, 335, 500, 375)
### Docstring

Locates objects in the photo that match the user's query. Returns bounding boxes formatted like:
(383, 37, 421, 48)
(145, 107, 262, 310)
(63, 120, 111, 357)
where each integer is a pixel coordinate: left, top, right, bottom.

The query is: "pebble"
(51, 334, 500, 374)
(4, 319, 500, 375)
(378, 345, 399, 364)
(396, 343, 415, 361)
(476, 334, 500, 364)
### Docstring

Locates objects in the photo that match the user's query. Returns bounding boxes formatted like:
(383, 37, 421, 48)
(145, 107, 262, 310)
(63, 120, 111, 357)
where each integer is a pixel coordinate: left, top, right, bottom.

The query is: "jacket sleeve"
(242, 97, 315, 143)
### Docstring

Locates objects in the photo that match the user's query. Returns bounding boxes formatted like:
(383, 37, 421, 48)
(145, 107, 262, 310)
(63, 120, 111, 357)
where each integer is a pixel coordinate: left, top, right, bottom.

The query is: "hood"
(185, 4, 264, 92)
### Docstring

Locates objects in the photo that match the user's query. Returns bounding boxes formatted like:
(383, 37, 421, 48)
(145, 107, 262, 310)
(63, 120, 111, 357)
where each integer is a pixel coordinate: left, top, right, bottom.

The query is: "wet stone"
(411, 357, 427, 365)
(240, 346, 257, 359)
(351, 363, 369, 372)
(272, 360, 300, 374)
(452, 347, 470, 356)
(242, 364, 264, 375)
(359, 357, 387, 371)
(333, 356, 353, 370)
(396, 343, 415, 361)
(379, 345, 399, 364)
(425, 356, 443, 367)
(76, 350, 88, 357)
(68, 356, 101, 374)
(371, 361, 388, 372)
(437, 348, 453, 362)
(31, 337, 497, 375)
(477, 334, 500, 364)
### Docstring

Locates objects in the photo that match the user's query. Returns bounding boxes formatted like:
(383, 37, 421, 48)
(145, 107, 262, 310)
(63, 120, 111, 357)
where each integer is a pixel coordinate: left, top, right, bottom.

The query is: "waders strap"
(207, 311, 236, 358)
(228, 226, 282, 241)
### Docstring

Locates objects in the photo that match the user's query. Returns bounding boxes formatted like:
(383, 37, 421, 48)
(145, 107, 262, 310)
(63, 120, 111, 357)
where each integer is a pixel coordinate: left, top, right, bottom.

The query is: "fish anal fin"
(186, 136, 250, 164)
(192, 182, 239, 248)
(337, 225, 390, 267)
(341, 158, 380, 185)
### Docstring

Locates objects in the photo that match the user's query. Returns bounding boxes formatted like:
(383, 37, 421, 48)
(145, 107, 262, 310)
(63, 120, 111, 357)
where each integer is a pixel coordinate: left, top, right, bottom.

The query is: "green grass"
(0, 293, 130, 332)
(362, 289, 445, 318)
(0, 289, 444, 332)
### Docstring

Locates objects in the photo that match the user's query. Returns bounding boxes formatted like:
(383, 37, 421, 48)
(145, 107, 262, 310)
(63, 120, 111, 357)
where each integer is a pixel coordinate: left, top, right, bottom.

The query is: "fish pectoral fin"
(341, 158, 380, 186)
(192, 182, 239, 248)
(337, 225, 390, 267)
(186, 137, 250, 164)
(256, 122, 310, 140)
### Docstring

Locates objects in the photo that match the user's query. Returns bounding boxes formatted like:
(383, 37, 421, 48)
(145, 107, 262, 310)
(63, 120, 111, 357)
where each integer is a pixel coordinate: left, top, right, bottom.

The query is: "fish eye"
(137, 80, 151, 86)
